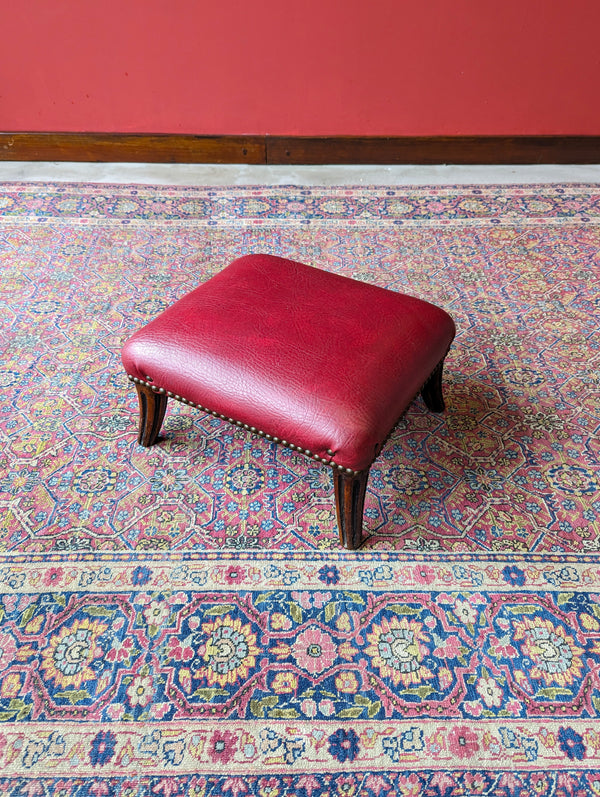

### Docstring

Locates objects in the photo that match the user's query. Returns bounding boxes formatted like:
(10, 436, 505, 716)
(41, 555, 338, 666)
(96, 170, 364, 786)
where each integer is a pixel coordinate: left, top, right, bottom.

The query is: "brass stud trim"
(128, 374, 361, 476)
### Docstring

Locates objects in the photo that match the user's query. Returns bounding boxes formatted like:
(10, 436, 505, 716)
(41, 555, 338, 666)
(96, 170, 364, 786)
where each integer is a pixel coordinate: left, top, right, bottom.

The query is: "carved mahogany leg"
(421, 359, 446, 413)
(333, 468, 370, 550)
(134, 383, 168, 447)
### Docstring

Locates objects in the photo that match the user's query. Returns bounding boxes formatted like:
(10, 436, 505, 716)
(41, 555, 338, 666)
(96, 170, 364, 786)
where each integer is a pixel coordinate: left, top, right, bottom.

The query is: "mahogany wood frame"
(132, 359, 447, 550)
(1, 133, 599, 164)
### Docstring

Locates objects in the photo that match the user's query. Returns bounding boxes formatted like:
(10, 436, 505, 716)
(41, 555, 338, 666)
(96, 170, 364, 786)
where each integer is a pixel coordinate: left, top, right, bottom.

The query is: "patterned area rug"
(1, 182, 600, 793)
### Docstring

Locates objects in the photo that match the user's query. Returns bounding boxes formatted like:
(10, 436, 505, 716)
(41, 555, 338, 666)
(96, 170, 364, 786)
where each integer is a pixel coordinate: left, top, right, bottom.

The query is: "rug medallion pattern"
(1, 183, 599, 793)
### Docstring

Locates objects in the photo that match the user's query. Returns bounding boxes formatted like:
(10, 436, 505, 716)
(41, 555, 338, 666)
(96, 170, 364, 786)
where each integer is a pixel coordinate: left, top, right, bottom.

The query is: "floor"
(1, 162, 600, 186)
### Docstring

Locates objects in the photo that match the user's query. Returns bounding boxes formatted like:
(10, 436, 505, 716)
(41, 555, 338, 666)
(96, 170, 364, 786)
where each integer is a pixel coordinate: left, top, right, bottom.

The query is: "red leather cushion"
(122, 254, 455, 471)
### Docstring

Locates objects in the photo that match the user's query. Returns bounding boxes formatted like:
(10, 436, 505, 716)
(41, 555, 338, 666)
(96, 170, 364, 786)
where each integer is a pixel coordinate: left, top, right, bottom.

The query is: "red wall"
(2, 0, 600, 136)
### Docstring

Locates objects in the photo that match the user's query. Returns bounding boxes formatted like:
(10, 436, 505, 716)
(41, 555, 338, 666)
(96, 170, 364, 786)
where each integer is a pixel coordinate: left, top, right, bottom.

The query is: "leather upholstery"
(122, 254, 455, 471)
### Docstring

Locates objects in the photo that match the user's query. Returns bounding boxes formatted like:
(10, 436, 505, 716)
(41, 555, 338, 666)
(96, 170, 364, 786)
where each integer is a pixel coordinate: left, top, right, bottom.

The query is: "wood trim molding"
(1, 133, 599, 164)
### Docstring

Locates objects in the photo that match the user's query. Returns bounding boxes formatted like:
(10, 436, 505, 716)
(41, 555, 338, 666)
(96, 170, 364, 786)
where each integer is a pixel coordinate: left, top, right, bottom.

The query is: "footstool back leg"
(135, 383, 168, 447)
(420, 359, 447, 413)
(333, 469, 370, 550)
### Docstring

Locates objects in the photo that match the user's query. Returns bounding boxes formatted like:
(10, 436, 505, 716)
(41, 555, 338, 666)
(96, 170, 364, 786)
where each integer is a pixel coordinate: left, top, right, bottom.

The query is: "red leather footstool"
(121, 254, 455, 549)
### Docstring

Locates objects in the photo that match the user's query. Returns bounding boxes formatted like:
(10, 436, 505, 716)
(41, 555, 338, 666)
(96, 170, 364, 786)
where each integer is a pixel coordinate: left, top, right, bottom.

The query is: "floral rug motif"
(1, 552, 600, 793)
(1, 182, 600, 793)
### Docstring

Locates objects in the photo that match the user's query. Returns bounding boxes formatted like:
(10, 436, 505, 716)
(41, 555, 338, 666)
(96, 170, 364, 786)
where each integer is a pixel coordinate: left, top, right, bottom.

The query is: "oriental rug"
(1, 182, 600, 794)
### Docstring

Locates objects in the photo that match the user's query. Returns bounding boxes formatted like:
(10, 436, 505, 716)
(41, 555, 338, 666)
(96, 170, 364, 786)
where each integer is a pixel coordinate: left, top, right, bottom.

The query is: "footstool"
(121, 254, 455, 549)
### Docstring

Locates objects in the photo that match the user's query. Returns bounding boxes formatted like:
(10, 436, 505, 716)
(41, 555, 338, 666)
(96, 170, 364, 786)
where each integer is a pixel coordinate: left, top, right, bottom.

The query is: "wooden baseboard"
(267, 136, 600, 165)
(0, 134, 266, 164)
(1, 133, 599, 164)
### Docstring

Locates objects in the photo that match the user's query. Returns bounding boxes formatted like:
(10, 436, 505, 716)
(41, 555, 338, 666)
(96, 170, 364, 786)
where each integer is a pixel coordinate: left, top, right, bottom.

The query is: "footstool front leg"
(135, 382, 168, 447)
(333, 469, 370, 550)
(420, 359, 447, 413)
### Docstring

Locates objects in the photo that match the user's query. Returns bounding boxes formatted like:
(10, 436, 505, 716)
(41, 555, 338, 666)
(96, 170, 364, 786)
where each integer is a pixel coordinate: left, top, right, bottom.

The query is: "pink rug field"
(1, 182, 599, 554)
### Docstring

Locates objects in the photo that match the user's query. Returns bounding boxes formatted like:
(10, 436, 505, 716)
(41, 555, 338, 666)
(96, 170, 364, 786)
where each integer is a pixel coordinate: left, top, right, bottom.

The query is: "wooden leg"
(333, 468, 369, 550)
(135, 383, 168, 447)
(421, 359, 446, 413)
